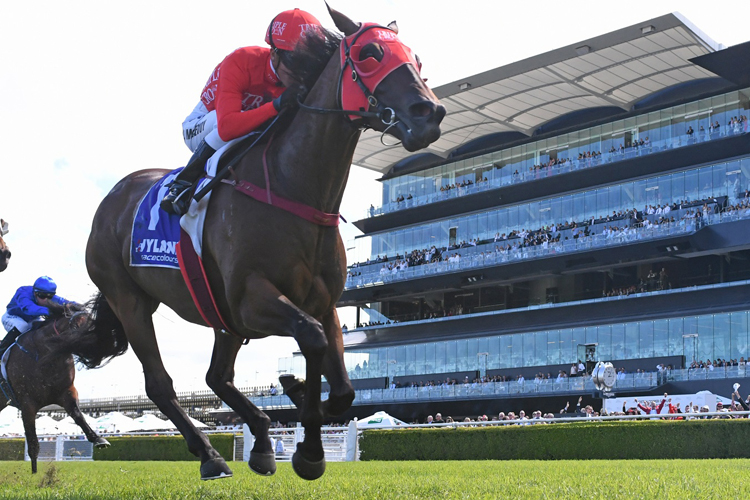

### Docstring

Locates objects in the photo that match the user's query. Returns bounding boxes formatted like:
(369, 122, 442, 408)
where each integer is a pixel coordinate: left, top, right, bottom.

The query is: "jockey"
(161, 8, 322, 215)
(0, 276, 74, 353)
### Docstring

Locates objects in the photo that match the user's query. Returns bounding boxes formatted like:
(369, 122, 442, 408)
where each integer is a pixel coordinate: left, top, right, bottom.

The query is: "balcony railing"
(346, 219, 703, 290)
(245, 365, 749, 410)
(366, 130, 748, 219)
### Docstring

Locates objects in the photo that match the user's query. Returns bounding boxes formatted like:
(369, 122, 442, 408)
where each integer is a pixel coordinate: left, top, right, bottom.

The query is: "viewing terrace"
(241, 364, 749, 411)
(346, 207, 749, 290)
(367, 95, 748, 220)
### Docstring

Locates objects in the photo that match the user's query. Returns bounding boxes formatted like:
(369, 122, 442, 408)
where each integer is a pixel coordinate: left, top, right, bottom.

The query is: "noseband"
(297, 23, 421, 144)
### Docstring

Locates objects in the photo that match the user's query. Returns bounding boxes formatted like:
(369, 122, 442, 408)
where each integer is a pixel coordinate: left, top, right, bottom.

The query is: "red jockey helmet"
(265, 8, 322, 52)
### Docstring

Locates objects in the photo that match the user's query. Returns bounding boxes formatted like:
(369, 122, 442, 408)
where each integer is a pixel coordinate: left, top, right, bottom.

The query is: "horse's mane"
(221, 28, 342, 148)
(39, 293, 128, 369)
(280, 27, 343, 97)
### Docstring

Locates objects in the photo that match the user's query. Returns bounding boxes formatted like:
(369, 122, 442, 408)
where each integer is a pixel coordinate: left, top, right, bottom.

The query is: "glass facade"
(348, 156, 750, 266)
(334, 310, 750, 381)
(371, 87, 750, 217)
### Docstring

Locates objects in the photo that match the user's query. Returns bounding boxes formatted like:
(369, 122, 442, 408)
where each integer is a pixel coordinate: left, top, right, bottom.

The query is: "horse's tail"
(45, 293, 129, 369)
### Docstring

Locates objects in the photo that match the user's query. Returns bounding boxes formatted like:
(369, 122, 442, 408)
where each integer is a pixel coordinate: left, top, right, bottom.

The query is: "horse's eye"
(359, 43, 384, 62)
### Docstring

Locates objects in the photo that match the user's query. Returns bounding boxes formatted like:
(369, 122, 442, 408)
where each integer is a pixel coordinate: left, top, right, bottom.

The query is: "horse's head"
(329, 6, 445, 152)
(0, 235, 10, 272)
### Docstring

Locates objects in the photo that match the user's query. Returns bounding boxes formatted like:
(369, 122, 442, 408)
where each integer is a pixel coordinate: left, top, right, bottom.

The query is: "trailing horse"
(86, 6, 444, 480)
(0, 294, 129, 473)
(0, 233, 10, 272)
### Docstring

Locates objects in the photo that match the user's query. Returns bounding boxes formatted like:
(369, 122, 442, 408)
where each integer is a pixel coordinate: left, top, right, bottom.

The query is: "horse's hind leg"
(206, 331, 275, 476)
(238, 275, 328, 481)
(320, 309, 354, 417)
(108, 291, 232, 480)
(60, 386, 109, 448)
(20, 407, 39, 473)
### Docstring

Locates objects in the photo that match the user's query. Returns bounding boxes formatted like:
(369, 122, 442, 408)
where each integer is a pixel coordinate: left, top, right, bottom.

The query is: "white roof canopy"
(352, 13, 720, 174)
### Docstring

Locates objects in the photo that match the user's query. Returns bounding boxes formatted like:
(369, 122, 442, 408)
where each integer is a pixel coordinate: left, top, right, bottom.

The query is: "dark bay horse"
(0, 232, 10, 272)
(0, 294, 129, 473)
(86, 7, 444, 481)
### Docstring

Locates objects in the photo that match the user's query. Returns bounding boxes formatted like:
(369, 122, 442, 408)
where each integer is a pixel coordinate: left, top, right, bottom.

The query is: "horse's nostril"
(409, 101, 435, 119)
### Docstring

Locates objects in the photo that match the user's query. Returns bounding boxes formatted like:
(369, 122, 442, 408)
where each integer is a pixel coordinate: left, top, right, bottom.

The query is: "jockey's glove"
(273, 85, 307, 111)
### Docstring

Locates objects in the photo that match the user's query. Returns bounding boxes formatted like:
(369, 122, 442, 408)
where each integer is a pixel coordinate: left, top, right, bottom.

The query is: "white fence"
(241, 422, 359, 462)
(24, 436, 94, 462)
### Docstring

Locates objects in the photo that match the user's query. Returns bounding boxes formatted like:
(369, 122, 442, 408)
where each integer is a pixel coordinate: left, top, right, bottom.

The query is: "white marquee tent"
(94, 412, 137, 433)
(356, 411, 407, 429)
(130, 414, 176, 431)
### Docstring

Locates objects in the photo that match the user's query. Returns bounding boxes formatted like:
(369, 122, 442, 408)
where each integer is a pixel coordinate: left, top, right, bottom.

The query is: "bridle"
(296, 23, 420, 145)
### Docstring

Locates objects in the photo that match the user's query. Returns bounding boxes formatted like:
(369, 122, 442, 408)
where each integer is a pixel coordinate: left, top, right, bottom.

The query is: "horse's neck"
(269, 52, 361, 214)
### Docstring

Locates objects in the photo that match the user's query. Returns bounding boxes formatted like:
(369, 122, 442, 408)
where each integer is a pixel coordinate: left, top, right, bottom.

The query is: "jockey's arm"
(14, 289, 51, 317)
(51, 295, 83, 314)
(214, 53, 279, 142)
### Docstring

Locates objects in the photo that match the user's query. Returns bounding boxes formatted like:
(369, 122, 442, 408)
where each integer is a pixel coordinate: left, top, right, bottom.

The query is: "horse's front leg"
(59, 386, 109, 448)
(238, 275, 328, 481)
(205, 330, 276, 476)
(278, 309, 355, 418)
(20, 406, 39, 474)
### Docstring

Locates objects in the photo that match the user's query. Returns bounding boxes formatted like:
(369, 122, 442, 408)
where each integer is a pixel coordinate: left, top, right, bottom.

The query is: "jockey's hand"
(65, 302, 84, 314)
(273, 85, 307, 111)
(46, 301, 67, 317)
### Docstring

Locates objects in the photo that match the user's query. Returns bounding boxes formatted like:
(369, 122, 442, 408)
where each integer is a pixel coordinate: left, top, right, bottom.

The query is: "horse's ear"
(326, 2, 360, 36)
(387, 21, 398, 34)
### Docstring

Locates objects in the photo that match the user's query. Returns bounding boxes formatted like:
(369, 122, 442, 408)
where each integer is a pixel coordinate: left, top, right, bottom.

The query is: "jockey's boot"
(161, 141, 217, 215)
(0, 327, 21, 355)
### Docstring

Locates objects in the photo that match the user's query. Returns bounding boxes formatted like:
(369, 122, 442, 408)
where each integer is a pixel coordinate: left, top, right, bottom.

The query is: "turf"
(0, 459, 744, 499)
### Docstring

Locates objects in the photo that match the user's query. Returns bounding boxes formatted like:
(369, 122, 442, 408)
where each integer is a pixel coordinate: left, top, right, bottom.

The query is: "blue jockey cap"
(33, 276, 57, 294)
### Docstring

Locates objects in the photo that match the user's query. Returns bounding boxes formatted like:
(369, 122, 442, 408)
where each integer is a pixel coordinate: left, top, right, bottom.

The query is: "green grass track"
(0, 460, 745, 499)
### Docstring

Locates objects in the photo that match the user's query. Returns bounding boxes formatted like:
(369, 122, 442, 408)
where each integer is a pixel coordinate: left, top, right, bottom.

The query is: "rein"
(296, 23, 405, 145)
(193, 24, 416, 225)
(15, 313, 82, 361)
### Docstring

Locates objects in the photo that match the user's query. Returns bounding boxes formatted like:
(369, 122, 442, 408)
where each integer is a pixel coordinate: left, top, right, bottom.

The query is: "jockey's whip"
(193, 110, 287, 203)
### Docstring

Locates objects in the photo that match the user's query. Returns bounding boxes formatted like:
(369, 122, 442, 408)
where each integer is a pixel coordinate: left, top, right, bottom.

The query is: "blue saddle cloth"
(130, 169, 183, 269)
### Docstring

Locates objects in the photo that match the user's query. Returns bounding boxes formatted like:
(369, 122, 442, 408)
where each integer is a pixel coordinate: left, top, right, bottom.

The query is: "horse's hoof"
(279, 374, 306, 407)
(248, 451, 276, 476)
(292, 450, 326, 481)
(200, 458, 233, 481)
(94, 437, 110, 448)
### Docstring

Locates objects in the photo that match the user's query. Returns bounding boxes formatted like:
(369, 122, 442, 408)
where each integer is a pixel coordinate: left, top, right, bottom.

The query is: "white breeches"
(182, 102, 227, 152)
(1, 312, 33, 333)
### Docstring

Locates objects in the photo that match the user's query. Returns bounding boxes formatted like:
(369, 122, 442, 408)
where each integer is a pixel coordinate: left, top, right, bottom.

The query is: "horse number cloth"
(129, 157, 233, 333)
(130, 169, 183, 269)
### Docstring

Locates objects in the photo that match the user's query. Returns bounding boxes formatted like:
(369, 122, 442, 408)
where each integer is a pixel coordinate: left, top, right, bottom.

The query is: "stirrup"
(160, 181, 193, 214)
(171, 189, 194, 216)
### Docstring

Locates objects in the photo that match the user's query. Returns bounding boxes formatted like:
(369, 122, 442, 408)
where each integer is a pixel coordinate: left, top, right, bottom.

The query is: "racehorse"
(85, 6, 445, 480)
(0, 234, 10, 272)
(0, 294, 129, 473)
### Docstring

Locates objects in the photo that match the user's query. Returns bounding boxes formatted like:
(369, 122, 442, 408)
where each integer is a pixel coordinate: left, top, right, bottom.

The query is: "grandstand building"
(269, 12, 750, 423)
(125, 13, 750, 425)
